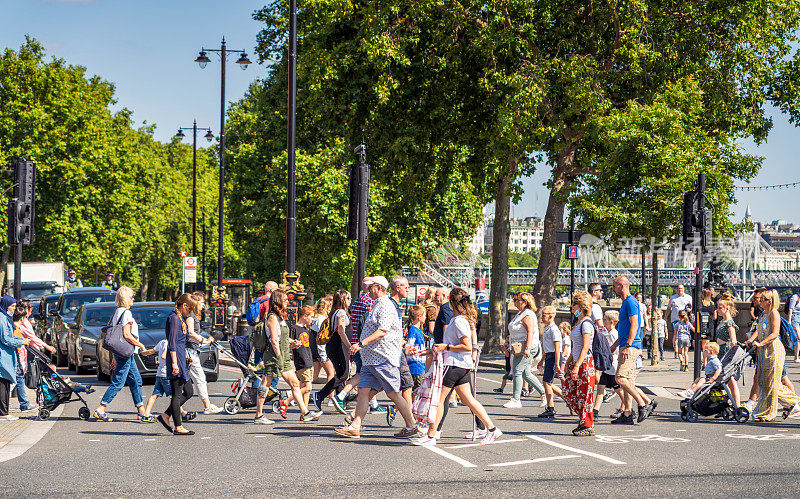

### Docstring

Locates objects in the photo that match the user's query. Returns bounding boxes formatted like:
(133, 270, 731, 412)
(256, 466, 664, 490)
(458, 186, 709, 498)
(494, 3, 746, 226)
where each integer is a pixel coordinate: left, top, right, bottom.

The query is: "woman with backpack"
(313, 290, 352, 414)
(746, 289, 800, 421)
(502, 292, 544, 409)
(563, 290, 596, 436)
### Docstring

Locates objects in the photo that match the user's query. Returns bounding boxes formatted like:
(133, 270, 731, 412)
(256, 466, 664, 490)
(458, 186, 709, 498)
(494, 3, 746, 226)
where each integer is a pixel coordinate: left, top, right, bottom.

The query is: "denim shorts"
(359, 362, 401, 394)
(153, 376, 171, 397)
(542, 352, 557, 384)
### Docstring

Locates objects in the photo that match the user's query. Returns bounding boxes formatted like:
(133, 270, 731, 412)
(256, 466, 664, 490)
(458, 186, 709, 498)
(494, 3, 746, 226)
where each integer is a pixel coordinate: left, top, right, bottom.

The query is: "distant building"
(484, 216, 544, 254)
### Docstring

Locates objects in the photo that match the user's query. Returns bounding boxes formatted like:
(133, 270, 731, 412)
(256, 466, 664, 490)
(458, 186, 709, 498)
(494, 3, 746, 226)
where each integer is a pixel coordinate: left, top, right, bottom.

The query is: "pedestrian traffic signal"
(681, 189, 712, 252)
(6, 158, 36, 245)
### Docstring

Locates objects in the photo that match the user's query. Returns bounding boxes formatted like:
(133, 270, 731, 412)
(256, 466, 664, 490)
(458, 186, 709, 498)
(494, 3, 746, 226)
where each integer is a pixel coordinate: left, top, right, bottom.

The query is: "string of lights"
(734, 180, 800, 191)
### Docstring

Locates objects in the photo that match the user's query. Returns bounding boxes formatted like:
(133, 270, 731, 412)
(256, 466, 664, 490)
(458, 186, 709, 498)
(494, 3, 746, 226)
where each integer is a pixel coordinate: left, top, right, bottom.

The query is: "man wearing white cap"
(335, 276, 419, 439)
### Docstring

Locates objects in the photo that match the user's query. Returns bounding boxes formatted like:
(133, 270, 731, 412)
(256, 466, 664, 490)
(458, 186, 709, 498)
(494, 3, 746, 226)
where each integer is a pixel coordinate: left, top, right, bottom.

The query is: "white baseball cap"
(368, 276, 389, 290)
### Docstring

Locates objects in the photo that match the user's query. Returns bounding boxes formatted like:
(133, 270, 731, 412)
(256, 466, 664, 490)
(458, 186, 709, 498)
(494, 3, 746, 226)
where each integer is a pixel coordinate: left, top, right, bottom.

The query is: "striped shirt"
(350, 292, 374, 343)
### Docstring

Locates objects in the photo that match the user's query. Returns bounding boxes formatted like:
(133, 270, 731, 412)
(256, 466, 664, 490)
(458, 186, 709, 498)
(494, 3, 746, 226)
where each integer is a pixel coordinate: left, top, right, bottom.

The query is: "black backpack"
(589, 320, 615, 372)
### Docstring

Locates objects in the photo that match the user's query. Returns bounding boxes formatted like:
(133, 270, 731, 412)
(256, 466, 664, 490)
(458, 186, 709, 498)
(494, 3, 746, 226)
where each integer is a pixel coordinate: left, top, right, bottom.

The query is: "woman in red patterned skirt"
(563, 290, 596, 436)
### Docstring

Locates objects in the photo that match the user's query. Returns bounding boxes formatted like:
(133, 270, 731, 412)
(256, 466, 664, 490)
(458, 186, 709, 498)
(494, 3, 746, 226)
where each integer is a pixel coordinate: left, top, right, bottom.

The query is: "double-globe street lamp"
(195, 38, 251, 336)
(175, 121, 213, 264)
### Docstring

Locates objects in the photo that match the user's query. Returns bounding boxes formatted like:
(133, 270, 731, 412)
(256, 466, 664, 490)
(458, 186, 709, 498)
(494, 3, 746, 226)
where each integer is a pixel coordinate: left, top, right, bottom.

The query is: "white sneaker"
(434, 430, 441, 439)
(254, 414, 275, 425)
(744, 400, 756, 412)
(503, 398, 522, 409)
(0, 415, 19, 421)
(448, 400, 458, 408)
(481, 428, 502, 444)
(411, 434, 437, 446)
(678, 389, 693, 399)
(464, 428, 488, 439)
(203, 404, 224, 415)
(327, 399, 334, 407)
(794, 358, 800, 363)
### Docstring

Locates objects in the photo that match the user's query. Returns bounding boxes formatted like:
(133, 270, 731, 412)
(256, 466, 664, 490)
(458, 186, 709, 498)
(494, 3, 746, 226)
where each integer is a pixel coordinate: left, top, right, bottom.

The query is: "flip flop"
(157, 414, 173, 433)
(93, 411, 113, 422)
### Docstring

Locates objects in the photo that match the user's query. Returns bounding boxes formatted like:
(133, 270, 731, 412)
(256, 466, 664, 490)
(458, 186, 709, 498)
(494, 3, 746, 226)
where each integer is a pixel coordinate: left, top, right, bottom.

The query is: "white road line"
(447, 438, 526, 449)
(254, 435, 267, 438)
(144, 438, 156, 441)
(526, 435, 626, 465)
(419, 445, 477, 468)
(309, 434, 321, 437)
(778, 429, 789, 432)
(201, 436, 211, 440)
(89, 439, 100, 442)
(477, 377, 501, 385)
(490, 455, 580, 467)
(675, 430, 687, 432)
(624, 430, 634, 432)
(0, 405, 63, 463)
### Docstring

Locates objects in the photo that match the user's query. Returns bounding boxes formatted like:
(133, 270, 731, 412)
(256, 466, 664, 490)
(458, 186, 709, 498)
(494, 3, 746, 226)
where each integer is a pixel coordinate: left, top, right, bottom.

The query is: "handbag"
(316, 318, 331, 345)
(102, 309, 135, 358)
(510, 342, 524, 356)
(25, 353, 41, 390)
(412, 350, 444, 424)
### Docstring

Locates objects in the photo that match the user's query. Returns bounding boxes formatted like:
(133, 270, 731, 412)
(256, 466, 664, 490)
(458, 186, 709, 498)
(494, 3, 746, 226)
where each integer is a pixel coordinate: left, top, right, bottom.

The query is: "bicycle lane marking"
(526, 435, 626, 465)
(417, 444, 477, 468)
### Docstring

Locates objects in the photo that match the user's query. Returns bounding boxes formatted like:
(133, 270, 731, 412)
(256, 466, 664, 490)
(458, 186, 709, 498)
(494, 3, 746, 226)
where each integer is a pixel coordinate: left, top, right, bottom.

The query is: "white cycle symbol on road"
(726, 433, 800, 441)
(594, 434, 690, 444)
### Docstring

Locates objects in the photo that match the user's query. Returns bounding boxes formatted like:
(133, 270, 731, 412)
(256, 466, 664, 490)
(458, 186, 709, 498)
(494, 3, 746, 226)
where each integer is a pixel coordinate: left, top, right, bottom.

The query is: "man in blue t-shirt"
(612, 275, 655, 425)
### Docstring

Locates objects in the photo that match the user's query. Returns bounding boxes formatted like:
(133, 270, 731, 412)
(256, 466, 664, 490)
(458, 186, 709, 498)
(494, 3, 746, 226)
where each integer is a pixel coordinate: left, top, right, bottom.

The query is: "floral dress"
(564, 319, 596, 428)
(754, 314, 799, 421)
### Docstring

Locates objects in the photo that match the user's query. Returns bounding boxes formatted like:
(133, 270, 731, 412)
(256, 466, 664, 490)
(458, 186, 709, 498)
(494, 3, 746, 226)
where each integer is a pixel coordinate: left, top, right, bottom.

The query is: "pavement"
(0, 351, 799, 496)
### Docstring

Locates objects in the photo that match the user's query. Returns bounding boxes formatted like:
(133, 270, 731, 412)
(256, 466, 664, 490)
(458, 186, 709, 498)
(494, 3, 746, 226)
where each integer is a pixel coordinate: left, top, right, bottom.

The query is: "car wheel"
(96, 362, 109, 382)
(206, 372, 218, 383)
(76, 364, 89, 375)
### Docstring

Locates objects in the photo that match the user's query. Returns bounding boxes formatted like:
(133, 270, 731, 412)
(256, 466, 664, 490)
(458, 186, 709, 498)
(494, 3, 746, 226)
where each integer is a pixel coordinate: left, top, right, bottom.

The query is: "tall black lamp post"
(175, 121, 213, 260)
(195, 38, 251, 337)
(281, 0, 306, 323)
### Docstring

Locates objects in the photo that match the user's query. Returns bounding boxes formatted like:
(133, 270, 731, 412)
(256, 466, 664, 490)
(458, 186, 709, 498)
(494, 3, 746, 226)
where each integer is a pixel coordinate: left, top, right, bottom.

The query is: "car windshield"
(82, 306, 116, 326)
(44, 296, 60, 315)
(60, 293, 115, 315)
(130, 307, 172, 330)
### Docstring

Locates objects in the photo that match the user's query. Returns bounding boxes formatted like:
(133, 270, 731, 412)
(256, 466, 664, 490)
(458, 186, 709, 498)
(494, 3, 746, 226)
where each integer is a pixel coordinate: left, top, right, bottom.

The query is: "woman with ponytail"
(157, 293, 197, 435)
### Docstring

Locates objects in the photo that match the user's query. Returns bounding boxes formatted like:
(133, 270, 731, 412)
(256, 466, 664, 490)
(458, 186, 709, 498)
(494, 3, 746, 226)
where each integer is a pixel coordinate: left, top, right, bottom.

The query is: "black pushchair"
(218, 337, 284, 415)
(25, 346, 91, 421)
(680, 343, 754, 423)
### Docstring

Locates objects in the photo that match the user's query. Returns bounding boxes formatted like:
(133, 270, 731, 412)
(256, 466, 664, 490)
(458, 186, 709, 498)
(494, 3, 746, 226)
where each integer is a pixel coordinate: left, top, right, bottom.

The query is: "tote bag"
(102, 309, 135, 358)
(412, 350, 444, 424)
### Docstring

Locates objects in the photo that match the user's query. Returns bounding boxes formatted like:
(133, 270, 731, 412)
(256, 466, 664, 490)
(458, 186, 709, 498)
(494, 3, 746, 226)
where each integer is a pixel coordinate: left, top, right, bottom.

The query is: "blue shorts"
(542, 352, 556, 384)
(358, 362, 401, 394)
(152, 376, 171, 397)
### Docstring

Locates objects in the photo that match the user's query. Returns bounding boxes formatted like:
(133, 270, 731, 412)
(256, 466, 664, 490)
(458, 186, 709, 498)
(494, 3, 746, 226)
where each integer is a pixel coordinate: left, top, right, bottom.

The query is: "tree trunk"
(483, 158, 518, 355)
(650, 248, 660, 365)
(140, 266, 149, 301)
(533, 145, 577, 309)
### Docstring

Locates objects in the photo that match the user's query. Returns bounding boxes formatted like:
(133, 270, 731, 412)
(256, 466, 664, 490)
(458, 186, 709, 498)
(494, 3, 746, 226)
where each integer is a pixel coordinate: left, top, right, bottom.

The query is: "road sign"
(180, 250, 187, 258)
(183, 256, 197, 284)
(567, 246, 579, 259)
(555, 229, 587, 244)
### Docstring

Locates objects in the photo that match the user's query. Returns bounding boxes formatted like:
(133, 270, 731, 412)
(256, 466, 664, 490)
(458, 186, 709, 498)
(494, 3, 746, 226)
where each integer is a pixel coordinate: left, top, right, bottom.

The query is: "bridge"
(402, 266, 800, 295)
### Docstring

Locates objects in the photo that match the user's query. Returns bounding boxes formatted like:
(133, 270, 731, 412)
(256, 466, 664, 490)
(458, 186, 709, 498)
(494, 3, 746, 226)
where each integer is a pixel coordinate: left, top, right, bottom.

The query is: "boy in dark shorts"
(538, 306, 564, 417)
(289, 306, 315, 409)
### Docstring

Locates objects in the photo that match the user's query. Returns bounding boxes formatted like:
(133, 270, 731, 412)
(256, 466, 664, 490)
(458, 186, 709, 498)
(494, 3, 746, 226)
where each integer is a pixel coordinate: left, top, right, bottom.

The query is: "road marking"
(675, 429, 687, 432)
(726, 433, 800, 441)
(477, 377, 501, 385)
(144, 438, 155, 441)
(418, 444, 477, 468)
(778, 429, 789, 432)
(0, 405, 63, 463)
(526, 435, 626, 465)
(309, 434, 321, 437)
(89, 439, 100, 442)
(490, 455, 580, 467)
(254, 435, 267, 438)
(624, 430, 634, 432)
(594, 434, 690, 444)
(201, 436, 211, 439)
(447, 438, 526, 449)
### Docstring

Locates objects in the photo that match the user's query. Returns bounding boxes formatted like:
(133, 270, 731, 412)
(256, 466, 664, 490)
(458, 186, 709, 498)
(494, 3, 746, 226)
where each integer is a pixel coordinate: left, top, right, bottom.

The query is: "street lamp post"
(175, 121, 213, 262)
(196, 38, 250, 337)
(281, 0, 306, 324)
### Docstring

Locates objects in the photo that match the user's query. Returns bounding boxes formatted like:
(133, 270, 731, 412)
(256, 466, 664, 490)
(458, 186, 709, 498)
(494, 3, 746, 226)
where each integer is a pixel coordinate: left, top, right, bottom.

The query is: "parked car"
(95, 302, 219, 382)
(66, 302, 116, 374)
(34, 293, 62, 342)
(49, 287, 117, 367)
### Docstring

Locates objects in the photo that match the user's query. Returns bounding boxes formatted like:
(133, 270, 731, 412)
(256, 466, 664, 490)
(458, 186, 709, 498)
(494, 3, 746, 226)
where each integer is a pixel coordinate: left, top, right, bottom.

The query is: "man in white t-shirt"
(335, 276, 418, 440)
(668, 284, 693, 325)
(588, 283, 604, 332)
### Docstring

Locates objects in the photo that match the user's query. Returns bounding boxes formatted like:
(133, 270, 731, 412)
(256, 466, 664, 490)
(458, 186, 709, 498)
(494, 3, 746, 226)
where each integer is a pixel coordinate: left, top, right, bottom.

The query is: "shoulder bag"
(102, 309, 135, 358)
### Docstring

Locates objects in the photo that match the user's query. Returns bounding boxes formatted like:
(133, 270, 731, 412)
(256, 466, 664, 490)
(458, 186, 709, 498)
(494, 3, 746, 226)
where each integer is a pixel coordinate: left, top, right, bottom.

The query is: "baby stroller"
(680, 343, 754, 424)
(25, 346, 91, 421)
(218, 338, 285, 415)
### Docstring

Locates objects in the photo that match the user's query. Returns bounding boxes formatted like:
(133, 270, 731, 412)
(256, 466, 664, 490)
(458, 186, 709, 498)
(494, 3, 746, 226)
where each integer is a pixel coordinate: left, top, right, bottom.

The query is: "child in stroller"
(680, 343, 754, 423)
(221, 336, 284, 415)
(26, 345, 92, 421)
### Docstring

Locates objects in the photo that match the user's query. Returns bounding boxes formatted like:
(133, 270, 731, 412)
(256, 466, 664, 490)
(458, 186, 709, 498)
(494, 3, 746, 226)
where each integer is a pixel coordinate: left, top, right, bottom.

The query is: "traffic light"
(681, 188, 712, 252)
(6, 158, 36, 245)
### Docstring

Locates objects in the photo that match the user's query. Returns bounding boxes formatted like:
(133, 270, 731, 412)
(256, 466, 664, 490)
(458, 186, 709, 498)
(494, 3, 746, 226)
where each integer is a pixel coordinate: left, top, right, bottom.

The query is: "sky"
(2, 0, 799, 224)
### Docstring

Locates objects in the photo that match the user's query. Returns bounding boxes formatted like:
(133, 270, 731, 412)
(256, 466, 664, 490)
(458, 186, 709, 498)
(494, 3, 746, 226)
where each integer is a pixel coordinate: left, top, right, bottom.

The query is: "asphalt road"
(1, 362, 800, 497)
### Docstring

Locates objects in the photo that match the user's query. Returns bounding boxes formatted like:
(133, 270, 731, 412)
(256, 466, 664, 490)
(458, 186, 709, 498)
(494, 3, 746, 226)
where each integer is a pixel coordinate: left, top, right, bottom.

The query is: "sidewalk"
(0, 402, 62, 462)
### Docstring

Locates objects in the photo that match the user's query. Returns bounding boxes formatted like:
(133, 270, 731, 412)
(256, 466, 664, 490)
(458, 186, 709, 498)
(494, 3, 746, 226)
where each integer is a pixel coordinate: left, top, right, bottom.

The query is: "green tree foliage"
(0, 38, 223, 297)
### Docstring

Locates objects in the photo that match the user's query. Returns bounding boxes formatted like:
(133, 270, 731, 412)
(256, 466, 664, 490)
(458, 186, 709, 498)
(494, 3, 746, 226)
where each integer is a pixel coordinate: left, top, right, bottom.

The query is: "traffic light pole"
(13, 241, 21, 299)
(692, 173, 706, 380)
(6, 157, 36, 299)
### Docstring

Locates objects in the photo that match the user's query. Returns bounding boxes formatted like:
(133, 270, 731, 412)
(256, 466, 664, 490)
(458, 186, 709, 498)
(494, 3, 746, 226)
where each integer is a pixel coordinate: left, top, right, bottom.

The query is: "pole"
(202, 213, 207, 290)
(217, 38, 226, 296)
(13, 242, 21, 299)
(192, 120, 197, 260)
(356, 153, 369, 289)
(641, 246, 646, 297)
(569, 218, 575, 297)
(693, 173, 706, 380)
(286, 0, 297, 274)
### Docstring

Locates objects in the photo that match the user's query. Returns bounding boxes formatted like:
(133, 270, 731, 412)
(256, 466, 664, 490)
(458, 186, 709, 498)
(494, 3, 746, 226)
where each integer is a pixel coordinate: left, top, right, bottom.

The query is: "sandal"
(571, 425, 586, 435)
(183, 411, 198, 421)
(93, 411, 113, 422)
(574, 426, 595, 437)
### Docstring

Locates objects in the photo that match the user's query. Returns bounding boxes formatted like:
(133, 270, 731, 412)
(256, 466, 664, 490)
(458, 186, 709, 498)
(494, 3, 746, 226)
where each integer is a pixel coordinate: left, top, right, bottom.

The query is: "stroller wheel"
(38, 408, 50, 421)
(722, 407, 735, 421)
(735, 407, 750, 423)
(224, 398, 241, 415)
(686, 410, 699, 423)
(271, 400, 281, 414)
(680, 412, 688, 422)
(78, 407, 91, 421)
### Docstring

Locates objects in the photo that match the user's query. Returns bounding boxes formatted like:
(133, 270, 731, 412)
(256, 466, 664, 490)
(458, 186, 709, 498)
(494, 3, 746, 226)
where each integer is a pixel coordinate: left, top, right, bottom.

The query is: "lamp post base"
(280, 271, 306, 326)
